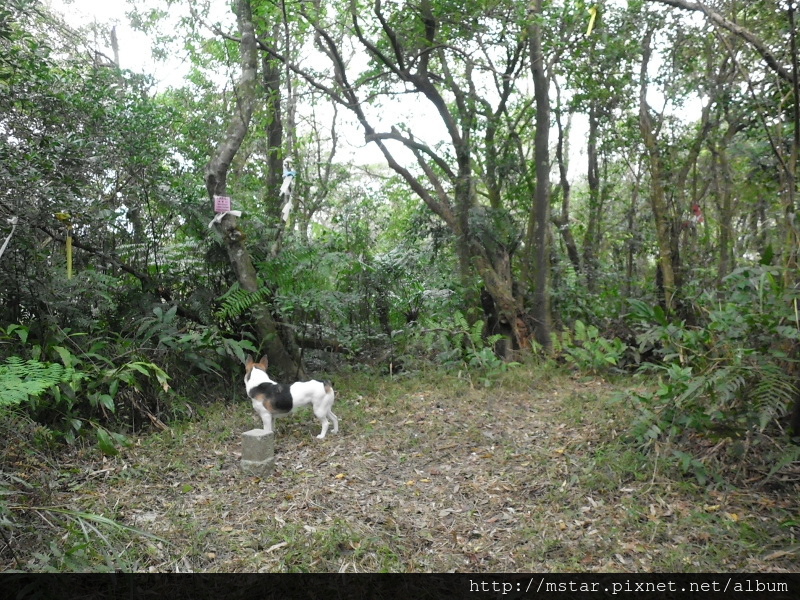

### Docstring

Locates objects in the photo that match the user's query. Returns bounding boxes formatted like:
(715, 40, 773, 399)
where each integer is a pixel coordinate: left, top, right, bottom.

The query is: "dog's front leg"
(260, 412, 273, 433)
(252, 400, 273, 433)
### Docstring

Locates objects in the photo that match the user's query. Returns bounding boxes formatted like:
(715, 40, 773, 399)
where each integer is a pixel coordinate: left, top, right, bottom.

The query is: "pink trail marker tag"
(214, 195, 231, 213)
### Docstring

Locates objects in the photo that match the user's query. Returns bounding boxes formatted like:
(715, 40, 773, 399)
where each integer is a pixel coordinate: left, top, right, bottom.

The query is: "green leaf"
(96, 427, 119, 456)
(53, 345, 76, 369)
(651, 305, 668, 326)
(7, 324, 29, 344)
(126, 362, 151, 376)
(98, 394, 115, 412)
(760, 244, 774, 266)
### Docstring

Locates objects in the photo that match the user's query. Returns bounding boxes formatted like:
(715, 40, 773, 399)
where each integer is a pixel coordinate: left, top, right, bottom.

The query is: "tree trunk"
(473, 249, 528, 357)
(583, 102, 601, 292)
(527, 0, 553, 351)
(639, 29, 677, 313)
(711, 121, 739, 285)
(785, 0, 800, 285)
(205, 0, 304, 380)
(214, 214, 304, 380)
(204, 0, 257, 209)
(262, 42, 284, 224)
(625, 176, 640, 298)
(552, 85, 581, 275)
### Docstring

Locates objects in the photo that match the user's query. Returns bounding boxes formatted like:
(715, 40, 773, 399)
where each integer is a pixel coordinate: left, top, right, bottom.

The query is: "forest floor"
(3, 365, 799, 572)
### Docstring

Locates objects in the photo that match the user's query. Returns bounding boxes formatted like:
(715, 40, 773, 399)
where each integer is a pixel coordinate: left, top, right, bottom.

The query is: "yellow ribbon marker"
(66, 225, 72, 279)
(587, 5, 598, 36)
(55, 212, 73, 279)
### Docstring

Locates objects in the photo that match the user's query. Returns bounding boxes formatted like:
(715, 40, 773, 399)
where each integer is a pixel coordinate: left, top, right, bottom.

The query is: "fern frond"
(215, 284, 273, 321)
(0, 357, 77, 408)
(747, 362, 798, 430)
(763, 444, 800, 483)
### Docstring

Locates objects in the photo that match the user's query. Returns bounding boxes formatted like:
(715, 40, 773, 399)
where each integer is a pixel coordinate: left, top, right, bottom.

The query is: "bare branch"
(365, 127, 456, 180)
(373, 0, 406, 72)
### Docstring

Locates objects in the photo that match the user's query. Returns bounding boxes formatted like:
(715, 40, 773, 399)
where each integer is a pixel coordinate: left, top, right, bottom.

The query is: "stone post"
(241, 429, 275, 475)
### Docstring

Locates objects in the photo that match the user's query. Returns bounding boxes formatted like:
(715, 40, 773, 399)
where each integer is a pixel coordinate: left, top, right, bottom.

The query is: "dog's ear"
(245, 355, 254, 367)
(259, 355, 269, 369)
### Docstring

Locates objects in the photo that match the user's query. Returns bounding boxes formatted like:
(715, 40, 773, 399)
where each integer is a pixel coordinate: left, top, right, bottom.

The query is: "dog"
(244, 355, 338, 439)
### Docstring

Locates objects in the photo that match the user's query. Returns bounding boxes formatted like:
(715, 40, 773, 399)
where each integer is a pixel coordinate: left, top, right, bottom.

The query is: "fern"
(0, 357, 78, 408)
(748, 361, 798, 431)
(564, 319, 627, 373)
(215, 283, 273, 321)
(635, 356, 798, 440)
(260, 246, 333, 293)
(763, 444, 800, 483)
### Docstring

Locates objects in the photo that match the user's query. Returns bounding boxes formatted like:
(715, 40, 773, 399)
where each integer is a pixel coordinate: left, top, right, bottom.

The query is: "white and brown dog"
(244, 355, 338, 439)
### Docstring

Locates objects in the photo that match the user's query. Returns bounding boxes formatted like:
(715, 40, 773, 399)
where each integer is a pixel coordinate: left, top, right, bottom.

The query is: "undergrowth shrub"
(396, 310, 519, 386)
(562, 319, 627, 374)
(0, 409, 164, 571)
(624, 266, 800, 482)
(0, 311, 255, 455)
(137, 304, 257, 376)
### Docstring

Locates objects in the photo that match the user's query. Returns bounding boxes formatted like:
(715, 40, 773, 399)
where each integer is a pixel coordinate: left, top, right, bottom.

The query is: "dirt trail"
(37, 374, 799, 572)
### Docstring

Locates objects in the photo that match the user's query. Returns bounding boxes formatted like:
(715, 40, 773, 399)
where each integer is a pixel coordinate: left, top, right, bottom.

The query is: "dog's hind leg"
(314, 404, 336, 439)
(328, 411, 339, 434)
(321, 383, 337, 436)
(312, 383, 337, 439)
(315, 416, 330, 439)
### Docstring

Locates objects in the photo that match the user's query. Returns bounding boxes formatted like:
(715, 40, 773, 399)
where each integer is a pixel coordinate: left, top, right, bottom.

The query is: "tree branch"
(204, 0, 258, 199)
(373, 0, 406, 72)
(365, 127, 456, 179)
(348, 0, 405, 79)
(647, 0, 794, 84)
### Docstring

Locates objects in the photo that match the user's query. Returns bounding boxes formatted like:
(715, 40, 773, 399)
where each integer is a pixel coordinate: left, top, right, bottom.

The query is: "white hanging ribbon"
(281, 199, 292, 222)
(208, 210, 243, 229)
(0, 216, 18, 261)
(280, 162, 296, 223)
(280, 169, 295, 198)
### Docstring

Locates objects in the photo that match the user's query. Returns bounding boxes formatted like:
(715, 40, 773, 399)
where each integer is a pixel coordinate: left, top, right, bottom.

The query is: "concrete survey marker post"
(241, 429, 275, 475)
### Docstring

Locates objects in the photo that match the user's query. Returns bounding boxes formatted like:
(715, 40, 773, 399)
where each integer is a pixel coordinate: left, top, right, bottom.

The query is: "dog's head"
(244, 354, 270, 390)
